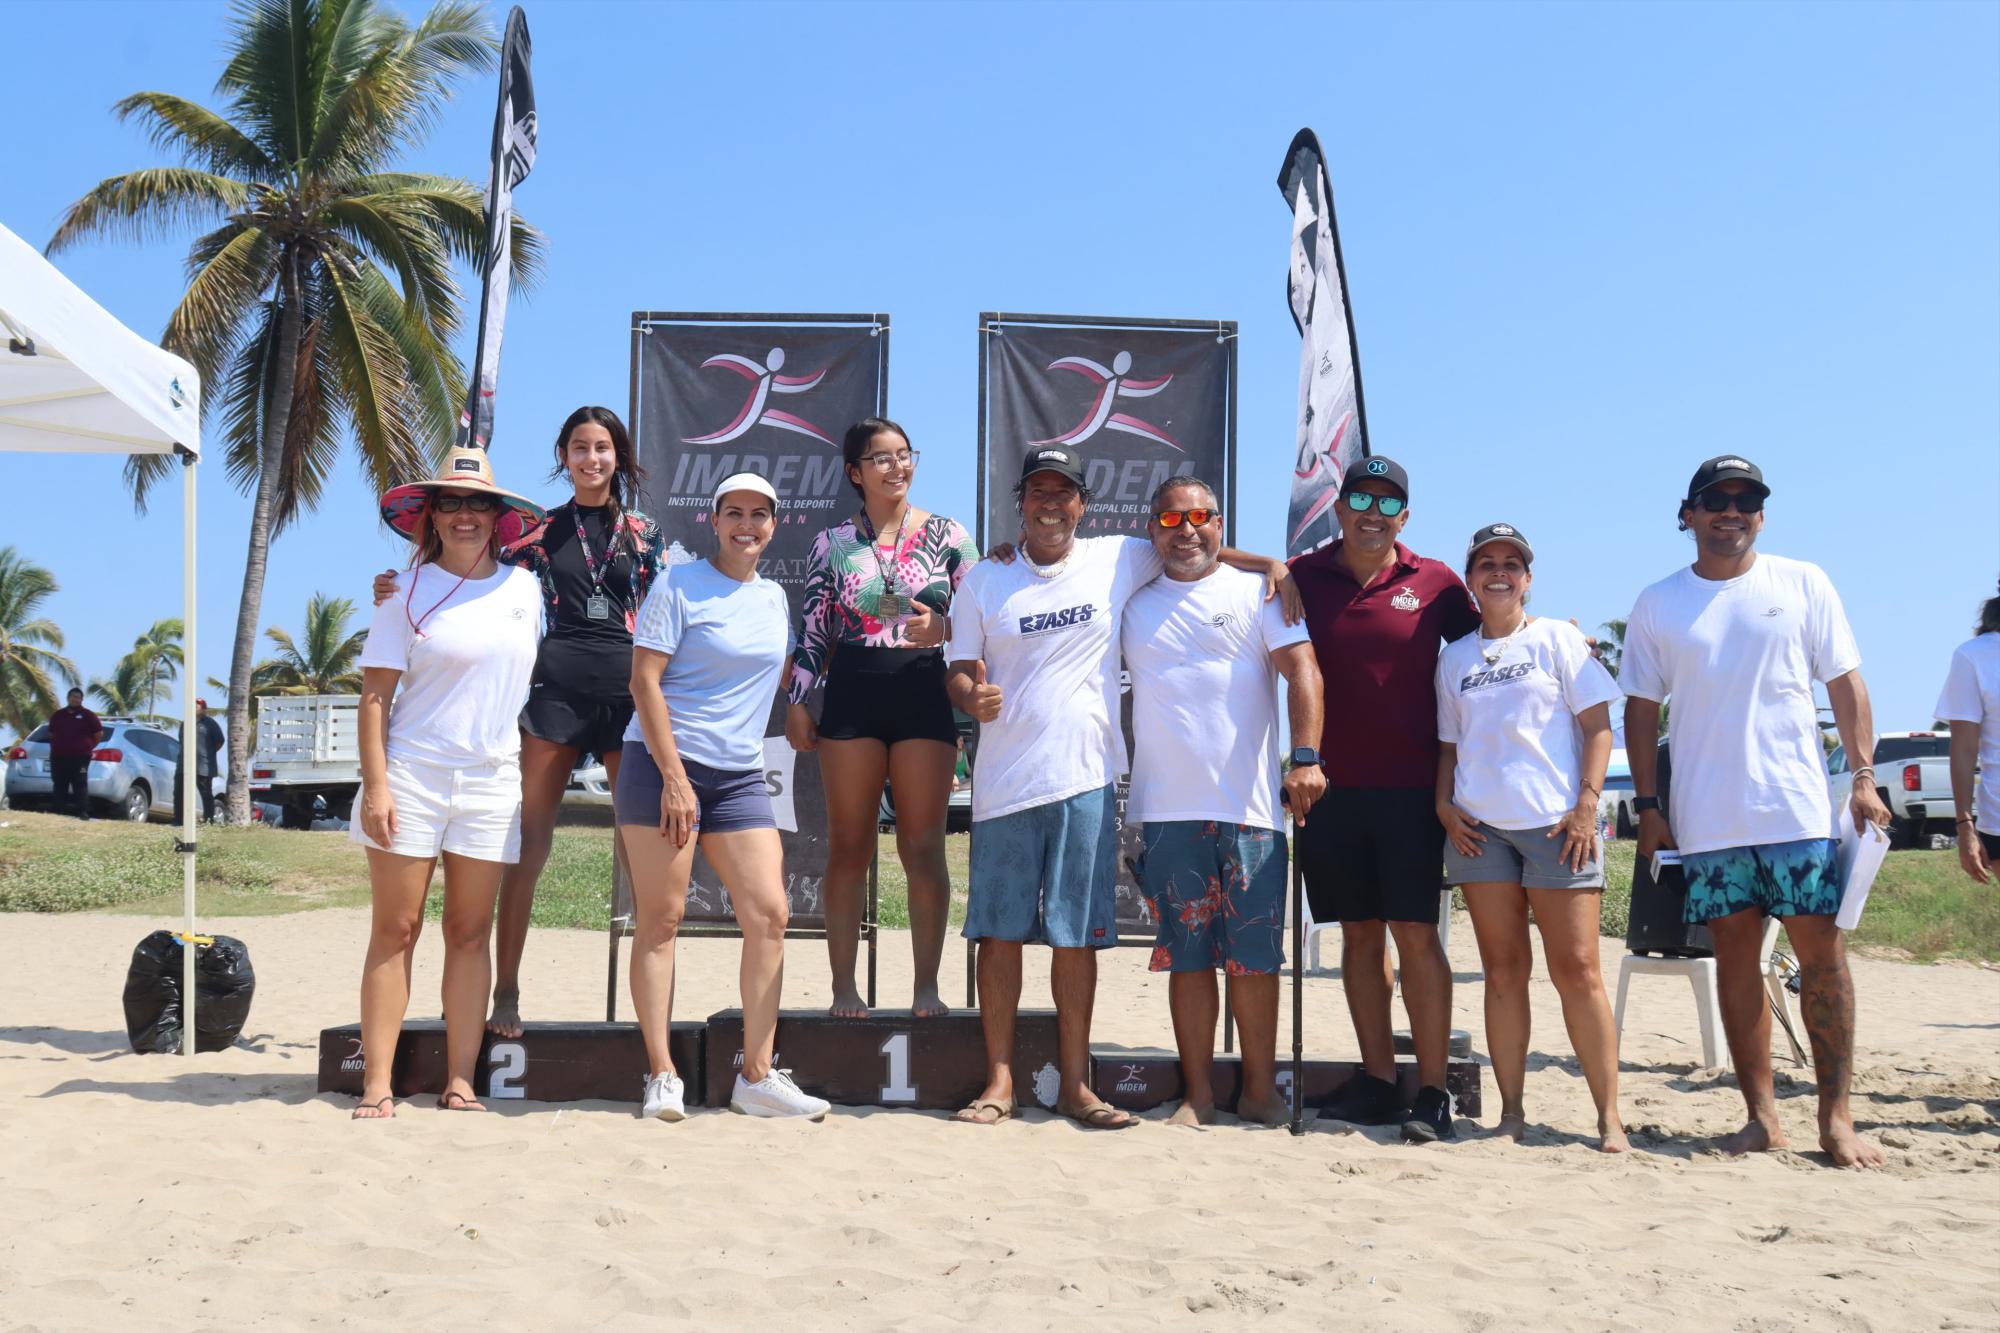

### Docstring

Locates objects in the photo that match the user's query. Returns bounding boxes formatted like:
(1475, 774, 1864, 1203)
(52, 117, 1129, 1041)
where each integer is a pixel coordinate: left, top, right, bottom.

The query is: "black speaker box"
(1623, 739, 1714, 958)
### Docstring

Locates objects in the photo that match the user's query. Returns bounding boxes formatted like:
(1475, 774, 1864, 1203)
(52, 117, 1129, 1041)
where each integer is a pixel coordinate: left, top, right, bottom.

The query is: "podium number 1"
(879, 1032, 916, 1103)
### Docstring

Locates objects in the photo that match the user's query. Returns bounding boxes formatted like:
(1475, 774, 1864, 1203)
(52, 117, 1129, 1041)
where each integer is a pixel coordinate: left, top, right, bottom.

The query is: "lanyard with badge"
(571, 501, 624, 622)
(856, 508, 911, 620)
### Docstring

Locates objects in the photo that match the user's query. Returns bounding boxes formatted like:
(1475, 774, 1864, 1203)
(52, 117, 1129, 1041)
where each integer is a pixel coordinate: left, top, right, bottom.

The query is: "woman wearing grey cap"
(1433, 523, 1628, 1152)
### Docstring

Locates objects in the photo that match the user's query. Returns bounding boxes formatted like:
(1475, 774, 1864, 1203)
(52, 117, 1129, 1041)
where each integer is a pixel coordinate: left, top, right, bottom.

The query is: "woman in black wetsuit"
(374, 407, 662, 1035)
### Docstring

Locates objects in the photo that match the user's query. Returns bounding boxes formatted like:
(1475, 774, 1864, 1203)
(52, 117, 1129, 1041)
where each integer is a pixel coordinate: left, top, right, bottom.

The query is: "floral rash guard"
(501, 501, 665, 636)
(788, 513, 979, 704)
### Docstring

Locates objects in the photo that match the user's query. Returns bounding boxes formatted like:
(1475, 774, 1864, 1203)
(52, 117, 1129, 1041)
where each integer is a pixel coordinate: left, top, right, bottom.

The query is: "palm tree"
(1597, 618, 1627, 678)
(0, 548, 78, 742)
(254, 592, 366, 695)
(127, 618, 185, 717)
(89, 659, 150, 718)
(48, 0, 541, 822)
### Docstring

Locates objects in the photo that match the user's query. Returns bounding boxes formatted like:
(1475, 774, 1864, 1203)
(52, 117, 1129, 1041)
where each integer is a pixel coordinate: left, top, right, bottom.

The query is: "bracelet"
(1959, 814, 1978, 826)
(1852, 766, 1875, 780)
(1579, 782, 1601, 801)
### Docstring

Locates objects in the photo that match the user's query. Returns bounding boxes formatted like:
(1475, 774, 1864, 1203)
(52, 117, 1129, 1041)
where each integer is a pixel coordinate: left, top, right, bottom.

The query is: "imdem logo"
(683, 348, 833, 447)
(1032, 351, 1180, 451)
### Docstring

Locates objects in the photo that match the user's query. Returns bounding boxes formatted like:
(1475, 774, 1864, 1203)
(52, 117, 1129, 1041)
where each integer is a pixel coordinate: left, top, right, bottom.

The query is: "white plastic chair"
(1614, 917, 1806, 1068)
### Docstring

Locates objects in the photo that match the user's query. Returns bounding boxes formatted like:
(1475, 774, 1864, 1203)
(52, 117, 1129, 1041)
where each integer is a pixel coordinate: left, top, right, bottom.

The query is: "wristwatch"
(1290, 747, 1321, 768)
(1633, 796, 1661, 813)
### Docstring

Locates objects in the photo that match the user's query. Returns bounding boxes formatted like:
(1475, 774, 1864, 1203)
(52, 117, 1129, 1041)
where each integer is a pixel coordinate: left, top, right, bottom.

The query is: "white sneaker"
(730, 1069, 830, 1121)
(642, 1071, 685, 1122)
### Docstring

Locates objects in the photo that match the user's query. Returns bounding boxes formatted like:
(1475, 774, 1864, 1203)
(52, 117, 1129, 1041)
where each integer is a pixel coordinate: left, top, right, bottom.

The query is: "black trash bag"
(122, 931, 257, 1054)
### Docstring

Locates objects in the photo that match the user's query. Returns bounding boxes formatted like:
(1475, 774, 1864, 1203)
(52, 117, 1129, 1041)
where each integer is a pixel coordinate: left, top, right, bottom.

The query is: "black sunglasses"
(1693, 489, 1765, 514)
(1343, 492, 1405, 517)
(432, 493, 501, 514)
(1155, 508, 1216, 529)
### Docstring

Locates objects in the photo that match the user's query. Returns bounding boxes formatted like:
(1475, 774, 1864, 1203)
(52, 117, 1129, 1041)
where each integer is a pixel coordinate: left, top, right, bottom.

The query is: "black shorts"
(1983, 831, 2000, 863)
(1297, 787, 1445, 924)
(519, 681, 633, 763)
(817, 646, 957, 746)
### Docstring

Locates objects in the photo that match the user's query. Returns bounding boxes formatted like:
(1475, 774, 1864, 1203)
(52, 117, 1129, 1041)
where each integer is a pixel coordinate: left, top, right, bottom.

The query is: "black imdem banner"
(978, 314, 1237, 936)
(627, 312, 889, 930)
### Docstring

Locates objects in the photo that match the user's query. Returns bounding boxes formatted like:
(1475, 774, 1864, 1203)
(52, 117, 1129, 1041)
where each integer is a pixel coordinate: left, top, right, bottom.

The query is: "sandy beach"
(3, 898, 1997, 1330)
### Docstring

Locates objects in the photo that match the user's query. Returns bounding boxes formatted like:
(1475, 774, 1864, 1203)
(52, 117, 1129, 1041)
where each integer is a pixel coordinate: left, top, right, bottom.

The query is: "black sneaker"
(1325, 1073, 1407, 1126)
(1400, 1085, 1456, 1143)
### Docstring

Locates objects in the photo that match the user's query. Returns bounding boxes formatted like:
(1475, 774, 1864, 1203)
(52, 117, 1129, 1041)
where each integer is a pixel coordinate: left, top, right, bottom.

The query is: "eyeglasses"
(432, 493, 500, 514)
(1343, 492, 1405, 517)
(1693, 489, 1765, 514)
(1154, 508, 1216, 529)
(863, 449, 919, 471)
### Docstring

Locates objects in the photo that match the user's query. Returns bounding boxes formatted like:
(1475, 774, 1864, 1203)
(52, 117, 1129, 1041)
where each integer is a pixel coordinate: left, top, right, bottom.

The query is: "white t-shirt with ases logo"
(1621, 553, 1860, 854)
(948, 535, 1162, 820)
(1435, 617, 1622, 830)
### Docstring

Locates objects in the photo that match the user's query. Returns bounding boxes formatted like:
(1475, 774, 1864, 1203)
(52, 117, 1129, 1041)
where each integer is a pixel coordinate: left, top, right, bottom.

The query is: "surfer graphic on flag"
(1031, 350, 1180, 451)
(682, 347, 834, 446)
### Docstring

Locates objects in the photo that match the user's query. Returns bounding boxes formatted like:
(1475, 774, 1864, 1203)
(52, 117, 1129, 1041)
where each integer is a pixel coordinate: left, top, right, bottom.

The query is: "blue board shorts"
(964, 784, 1118, 949)
(1679, 837, 1840, 925)
(1138, 820, 1287, 975)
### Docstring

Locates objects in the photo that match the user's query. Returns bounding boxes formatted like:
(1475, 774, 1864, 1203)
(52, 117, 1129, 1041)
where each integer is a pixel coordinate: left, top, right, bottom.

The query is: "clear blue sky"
(3, 0, 1995, 739)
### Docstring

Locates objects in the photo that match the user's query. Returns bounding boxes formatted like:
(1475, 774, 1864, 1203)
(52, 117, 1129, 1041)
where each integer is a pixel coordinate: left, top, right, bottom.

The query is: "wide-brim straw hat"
(378, 446, 547, 548)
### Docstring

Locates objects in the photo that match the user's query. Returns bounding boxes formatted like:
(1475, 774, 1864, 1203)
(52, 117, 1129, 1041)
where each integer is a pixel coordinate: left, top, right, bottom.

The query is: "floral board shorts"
(1679, 837, 1840, 925)
(1138, 820, 1287, 976)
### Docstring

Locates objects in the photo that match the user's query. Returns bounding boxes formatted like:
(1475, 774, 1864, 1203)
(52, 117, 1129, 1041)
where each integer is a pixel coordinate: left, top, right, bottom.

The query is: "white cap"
(712, 471, 779, 508)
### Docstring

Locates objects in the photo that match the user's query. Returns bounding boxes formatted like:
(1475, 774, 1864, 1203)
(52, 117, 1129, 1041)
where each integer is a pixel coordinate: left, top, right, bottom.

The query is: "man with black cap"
(1622, 455, 1890, 1168)
(944, 446, 1294, 1130)
(1288, 454, 1481, 1143)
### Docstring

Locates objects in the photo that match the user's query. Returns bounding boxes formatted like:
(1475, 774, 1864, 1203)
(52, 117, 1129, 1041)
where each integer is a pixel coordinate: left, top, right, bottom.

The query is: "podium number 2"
(879, 1032, 916, 1103)
(488, 1042, 526, 1099)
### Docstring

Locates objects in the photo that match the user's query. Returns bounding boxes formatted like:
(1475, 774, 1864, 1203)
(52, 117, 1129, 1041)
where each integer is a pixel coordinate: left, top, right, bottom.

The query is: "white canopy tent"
(0, 219, 204, 1054)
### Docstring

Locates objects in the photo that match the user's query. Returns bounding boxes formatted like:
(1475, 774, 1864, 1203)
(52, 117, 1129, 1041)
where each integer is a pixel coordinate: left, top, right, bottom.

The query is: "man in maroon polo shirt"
(1289, 455, 1480, 1143)
(46, 687, 107, 820)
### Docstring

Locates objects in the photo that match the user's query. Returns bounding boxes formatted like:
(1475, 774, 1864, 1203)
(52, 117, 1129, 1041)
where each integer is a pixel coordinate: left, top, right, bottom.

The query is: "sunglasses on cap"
(1154, 508, 1216, 529)
(1692, 489, 1765, 514)
(1343, 492, 1405, 517)
(431, 493, 501, 514)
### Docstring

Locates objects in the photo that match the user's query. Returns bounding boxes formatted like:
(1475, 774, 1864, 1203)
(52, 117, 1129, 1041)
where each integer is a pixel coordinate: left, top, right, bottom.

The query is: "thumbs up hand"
(966, 661, 1003, 723)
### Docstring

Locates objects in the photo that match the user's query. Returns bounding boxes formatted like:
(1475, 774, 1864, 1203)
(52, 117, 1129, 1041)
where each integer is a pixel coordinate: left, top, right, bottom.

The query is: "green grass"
(2, 808, 1987, 960)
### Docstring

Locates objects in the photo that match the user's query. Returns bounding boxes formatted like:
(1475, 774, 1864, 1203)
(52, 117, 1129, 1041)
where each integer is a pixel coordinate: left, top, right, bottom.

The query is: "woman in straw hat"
(618, 472, 830, 1123)
(371, 407, 663, 1040)
(1433, 523, 1627, 1152)
(349, 446, 547, 1119)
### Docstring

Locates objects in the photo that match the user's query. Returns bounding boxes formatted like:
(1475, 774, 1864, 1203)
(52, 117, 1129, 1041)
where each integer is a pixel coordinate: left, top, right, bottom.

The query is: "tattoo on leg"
(1799, 959, 1854, 1105)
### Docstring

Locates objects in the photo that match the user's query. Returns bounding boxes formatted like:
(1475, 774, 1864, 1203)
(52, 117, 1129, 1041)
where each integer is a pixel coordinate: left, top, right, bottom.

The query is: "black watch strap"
(1633, 796, 1661, 813)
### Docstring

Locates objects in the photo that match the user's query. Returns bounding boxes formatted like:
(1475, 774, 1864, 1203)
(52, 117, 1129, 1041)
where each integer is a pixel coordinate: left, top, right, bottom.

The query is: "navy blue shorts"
(613, 741, 775, 834)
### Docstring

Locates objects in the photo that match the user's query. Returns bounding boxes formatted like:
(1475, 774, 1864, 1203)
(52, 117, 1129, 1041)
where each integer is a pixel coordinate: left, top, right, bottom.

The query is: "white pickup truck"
(1832, 731, 1957, 849)
(249, 694, 361, 829)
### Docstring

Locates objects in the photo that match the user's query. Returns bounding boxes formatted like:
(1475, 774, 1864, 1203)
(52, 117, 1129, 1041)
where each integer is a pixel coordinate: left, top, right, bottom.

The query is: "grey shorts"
(613, 741, 775, 834)
(1443, 820, 1603, 890)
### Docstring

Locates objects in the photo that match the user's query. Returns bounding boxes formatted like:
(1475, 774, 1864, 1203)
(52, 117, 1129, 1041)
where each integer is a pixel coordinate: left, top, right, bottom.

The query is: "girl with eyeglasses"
(372, 407, 664, 1039)
(351, 449, 548, 1118)
(785, 417, 979, 1018)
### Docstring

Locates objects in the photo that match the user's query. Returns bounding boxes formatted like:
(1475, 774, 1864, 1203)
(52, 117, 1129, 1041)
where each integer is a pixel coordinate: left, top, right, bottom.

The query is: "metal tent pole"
(180, 449, 198, 1056)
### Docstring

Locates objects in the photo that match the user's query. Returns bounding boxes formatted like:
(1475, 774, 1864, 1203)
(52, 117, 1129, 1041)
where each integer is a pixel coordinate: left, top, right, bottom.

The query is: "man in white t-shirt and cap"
(1123, 476, 1325, 1126)
(1622, 454, 1891, 1168)
(944, 446, 1295, 1129)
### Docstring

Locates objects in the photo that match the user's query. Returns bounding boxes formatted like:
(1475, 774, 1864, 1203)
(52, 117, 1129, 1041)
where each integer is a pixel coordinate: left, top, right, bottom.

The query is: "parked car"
(563, 762, 613, 807)
(1603, 740, 1853, 840)
(5, 717, 184, 821)
(249, 694, 361, 829)
(1831, 732, 1957, 849)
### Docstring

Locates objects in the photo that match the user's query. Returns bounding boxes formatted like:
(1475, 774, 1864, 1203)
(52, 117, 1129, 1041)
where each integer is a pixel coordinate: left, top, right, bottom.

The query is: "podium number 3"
(879, 1032, 916, 1103)
(488, 1042, 527, 1099)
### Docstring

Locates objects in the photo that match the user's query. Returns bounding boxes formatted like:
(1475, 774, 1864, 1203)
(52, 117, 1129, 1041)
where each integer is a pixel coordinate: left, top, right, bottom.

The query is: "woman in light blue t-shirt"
(613, 473, 829, 1123)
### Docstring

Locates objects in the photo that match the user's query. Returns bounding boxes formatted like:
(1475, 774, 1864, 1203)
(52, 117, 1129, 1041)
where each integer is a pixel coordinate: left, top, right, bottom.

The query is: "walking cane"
(1289, 802, 1304, 1137)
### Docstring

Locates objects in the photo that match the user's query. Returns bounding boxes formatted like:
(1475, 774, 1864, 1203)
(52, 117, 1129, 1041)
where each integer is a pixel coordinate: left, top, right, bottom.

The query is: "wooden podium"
(317, 1021, 706, 1104)
(1090, 1048, 1483, 1117)
(702, 1009, 1062, 1112)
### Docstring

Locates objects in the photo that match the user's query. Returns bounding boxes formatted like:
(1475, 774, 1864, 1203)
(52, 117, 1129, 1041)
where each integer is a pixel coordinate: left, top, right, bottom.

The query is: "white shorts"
(349, 755, 523, 863)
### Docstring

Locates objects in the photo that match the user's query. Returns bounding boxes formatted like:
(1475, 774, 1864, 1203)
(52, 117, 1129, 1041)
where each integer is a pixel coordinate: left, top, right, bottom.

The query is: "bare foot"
(1234, 1093, 1289, 1127)
(1718, 1117, 1788, 1155)
(486, 990, 523, 1040)
(829, 990, 870, 1020)
(911, 986, 950, 1019)
(1597, 1115, 1630, 1154)
(1492, 1113, 1528, 1144)
(1820, 1119, 1886, 1169)
(1167, 1100, 1216, 1127)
